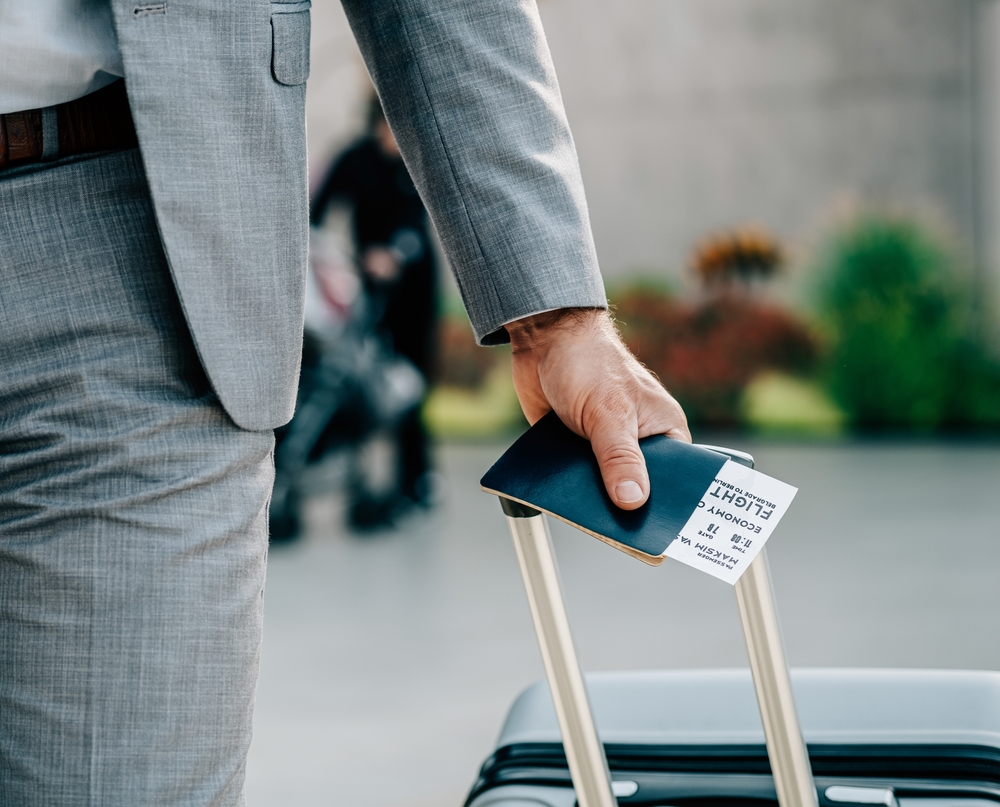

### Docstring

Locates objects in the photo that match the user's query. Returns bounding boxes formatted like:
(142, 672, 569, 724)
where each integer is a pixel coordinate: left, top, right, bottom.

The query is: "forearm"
(340, 0, 606, 344)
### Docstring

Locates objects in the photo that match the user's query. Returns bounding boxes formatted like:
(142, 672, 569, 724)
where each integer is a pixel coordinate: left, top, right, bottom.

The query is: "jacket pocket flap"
(271, 2, 311, 86)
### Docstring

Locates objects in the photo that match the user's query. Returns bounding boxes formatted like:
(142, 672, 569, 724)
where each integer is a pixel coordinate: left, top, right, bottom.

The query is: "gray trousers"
(0, 150, 274, 806)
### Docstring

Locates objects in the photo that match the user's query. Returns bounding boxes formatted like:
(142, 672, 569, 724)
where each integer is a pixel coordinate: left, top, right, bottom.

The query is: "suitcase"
(475, 444, 1000, 807)
(465, 668, 1000, 807)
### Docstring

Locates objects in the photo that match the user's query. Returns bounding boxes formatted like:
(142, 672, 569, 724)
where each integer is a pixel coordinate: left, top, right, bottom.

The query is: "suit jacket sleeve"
(340, 0, 607, 345)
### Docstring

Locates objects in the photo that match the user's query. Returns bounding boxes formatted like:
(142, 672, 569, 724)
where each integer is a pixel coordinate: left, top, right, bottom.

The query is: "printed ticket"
(664, 460, 798, 584)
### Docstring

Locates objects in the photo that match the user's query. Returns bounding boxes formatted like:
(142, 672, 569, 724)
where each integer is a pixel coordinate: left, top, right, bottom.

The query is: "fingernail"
(616, 480, 643, 503)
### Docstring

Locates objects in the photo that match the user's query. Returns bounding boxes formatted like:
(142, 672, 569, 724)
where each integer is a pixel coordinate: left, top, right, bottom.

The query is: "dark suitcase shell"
(466, 669, 1000, 807)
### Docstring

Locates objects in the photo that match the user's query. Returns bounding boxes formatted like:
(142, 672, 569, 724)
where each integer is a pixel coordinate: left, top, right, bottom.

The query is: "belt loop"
(41, 107, 59, 161)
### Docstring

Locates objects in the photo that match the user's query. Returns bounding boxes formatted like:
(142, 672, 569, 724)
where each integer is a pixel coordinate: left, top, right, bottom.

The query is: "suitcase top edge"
(497, 669, 1000, 751)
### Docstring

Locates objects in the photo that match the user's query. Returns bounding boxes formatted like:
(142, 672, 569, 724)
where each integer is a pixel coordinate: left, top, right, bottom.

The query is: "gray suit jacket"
(111, 0, 606, 431)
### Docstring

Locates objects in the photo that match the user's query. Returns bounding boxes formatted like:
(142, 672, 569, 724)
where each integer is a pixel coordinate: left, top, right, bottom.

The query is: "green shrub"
(816, 216, 1000, 431)
(948, 343, 1000, 429)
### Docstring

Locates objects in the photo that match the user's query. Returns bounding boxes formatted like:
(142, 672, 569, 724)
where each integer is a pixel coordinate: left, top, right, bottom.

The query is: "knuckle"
(598, 443, 645, 470)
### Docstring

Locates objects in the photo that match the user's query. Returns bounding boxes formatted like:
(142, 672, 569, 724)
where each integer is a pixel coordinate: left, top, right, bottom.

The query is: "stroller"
(268, 231, 425, 542)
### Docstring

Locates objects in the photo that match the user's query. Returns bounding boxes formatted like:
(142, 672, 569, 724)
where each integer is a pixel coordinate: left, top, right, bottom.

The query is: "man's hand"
(506, 308, 690, 510)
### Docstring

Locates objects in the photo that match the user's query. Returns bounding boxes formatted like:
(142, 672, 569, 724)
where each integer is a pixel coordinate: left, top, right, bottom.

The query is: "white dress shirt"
(0, 0, 124, 114)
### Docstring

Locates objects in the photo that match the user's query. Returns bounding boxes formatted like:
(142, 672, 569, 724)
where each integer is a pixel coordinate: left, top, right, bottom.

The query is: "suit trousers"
(0, 149, 274, 806)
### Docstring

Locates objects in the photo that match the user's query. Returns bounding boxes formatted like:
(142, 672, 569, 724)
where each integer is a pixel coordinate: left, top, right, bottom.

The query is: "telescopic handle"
(501, 499, 618, 807)
(699, 445, 818, 807)
(735, 551, 818, 807)
(498, 441, 817, 807)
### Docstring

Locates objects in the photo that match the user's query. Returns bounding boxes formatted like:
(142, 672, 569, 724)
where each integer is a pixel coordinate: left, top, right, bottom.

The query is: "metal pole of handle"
(734, 550, 818, 807)
(501, 500, 618, 807)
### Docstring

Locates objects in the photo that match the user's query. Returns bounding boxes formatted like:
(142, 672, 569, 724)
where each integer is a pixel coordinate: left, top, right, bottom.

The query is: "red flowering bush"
(435, 227, 818, 428)
(615, 290, 817, 427)
(613, 227, 817, 427)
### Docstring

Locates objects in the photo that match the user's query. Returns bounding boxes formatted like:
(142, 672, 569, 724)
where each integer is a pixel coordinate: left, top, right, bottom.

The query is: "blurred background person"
(310, 95, 440, 530)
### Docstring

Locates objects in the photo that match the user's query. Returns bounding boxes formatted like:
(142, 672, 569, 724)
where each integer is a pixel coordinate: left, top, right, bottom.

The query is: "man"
(0, 1, 689, 805)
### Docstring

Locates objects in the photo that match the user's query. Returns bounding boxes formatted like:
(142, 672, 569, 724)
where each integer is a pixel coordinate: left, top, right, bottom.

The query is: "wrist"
(505, 307, 608, 352)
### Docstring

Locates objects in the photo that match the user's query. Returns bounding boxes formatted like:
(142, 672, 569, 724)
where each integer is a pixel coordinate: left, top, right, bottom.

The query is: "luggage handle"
(498, 445, 818, 807)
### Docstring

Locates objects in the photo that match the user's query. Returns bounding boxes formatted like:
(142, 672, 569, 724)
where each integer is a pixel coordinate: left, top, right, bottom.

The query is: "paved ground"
(244, 438, 1000, 807)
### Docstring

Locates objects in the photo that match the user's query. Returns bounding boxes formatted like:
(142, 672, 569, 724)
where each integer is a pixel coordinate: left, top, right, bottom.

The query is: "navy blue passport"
(480, 412, 728, 566)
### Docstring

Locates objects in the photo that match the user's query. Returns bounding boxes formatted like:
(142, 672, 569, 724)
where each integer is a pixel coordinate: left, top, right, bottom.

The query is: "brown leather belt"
(0, 80, 139, 171)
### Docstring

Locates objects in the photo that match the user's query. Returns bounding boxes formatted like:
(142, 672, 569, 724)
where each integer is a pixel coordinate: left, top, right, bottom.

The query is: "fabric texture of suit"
(1, 0, 607, 803)
(0, 149, 274, 806)
(109, 0, 606, 431)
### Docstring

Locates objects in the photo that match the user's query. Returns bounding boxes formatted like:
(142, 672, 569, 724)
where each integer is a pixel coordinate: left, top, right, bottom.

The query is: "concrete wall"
(539, 0, 976, 280)
(305, 0, 986, 301)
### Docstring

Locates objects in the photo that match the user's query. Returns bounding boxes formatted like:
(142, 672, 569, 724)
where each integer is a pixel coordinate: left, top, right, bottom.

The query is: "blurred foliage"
(424, 356, 525, 439)
(435, 315, 498, 389)
(815, 217, 1000, 432)
(428, 315, 522, 438)
(615, 290, 818, 427)
(692, 225, 783, 285)
(741, 372, 845, 436)
(430, 218, 1000, 439)
(614, 227, 818, 428)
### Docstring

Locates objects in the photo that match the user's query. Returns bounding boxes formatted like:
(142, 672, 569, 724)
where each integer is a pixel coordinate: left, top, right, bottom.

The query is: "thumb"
(589, 418, 650, 510)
